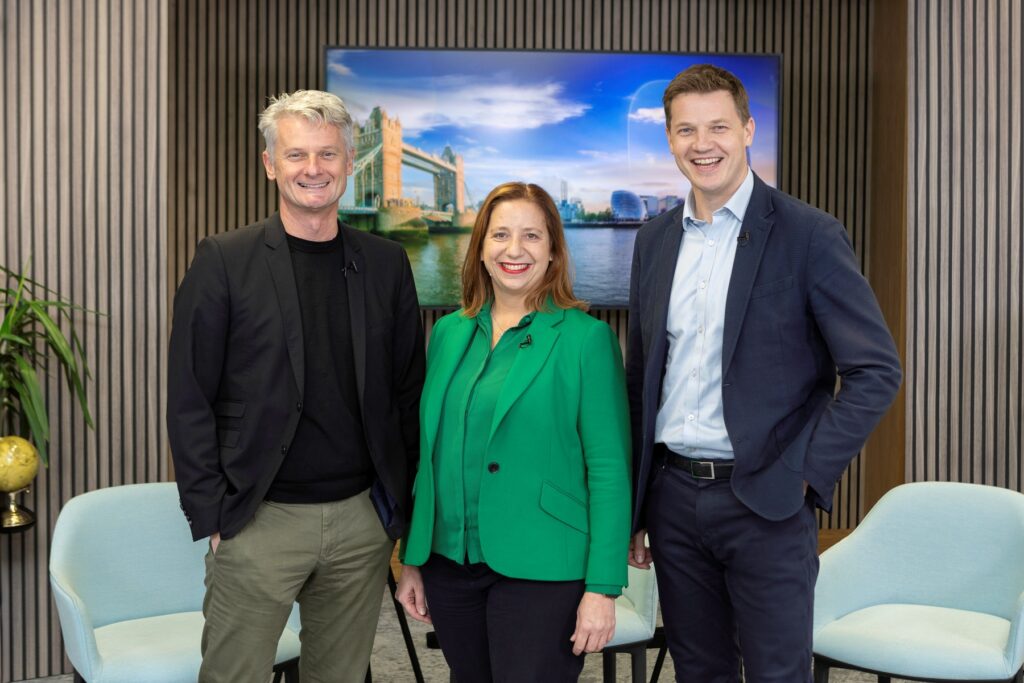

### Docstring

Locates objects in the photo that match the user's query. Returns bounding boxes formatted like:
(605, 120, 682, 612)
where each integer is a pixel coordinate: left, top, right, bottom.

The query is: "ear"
(743, 117, 756, 147)
(262, 150, 276, 180)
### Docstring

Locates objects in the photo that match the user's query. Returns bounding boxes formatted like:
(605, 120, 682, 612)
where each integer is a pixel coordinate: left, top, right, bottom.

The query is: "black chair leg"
(650, 642, 668, 683)
(812, 659, 829, 683)
(877, 677, 891, 683)
(603, 650, 617, 681)
(74, 671, 86, 683)
(285, 659, 300, 683)
(388, 567, 426, 683)
(630, 644, 647, 682)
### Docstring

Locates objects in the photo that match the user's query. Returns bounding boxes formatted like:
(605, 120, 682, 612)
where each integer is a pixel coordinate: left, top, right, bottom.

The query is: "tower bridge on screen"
(350, 106, 465, 217)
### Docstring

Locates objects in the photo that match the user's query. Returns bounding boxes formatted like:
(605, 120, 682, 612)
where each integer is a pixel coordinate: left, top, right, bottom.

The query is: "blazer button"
(281, 445, 288, 454)
(296, 402, 303, 412)
(487, 462, 500, 473)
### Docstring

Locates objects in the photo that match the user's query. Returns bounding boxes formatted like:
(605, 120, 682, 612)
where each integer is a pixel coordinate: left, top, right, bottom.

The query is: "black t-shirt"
(265, 231, 373, 503)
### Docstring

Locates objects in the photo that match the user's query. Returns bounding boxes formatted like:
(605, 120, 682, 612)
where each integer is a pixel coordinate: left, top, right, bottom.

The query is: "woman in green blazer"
(396, 182, 632, 681)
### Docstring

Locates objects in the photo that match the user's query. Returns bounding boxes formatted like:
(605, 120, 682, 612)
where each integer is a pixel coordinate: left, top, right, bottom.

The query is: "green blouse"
(430, 303, 535, 564)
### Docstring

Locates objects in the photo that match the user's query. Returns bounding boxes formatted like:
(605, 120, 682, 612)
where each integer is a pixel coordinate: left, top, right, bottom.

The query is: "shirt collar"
(682, 167, 755, 228)
(476, 299, 537, 333)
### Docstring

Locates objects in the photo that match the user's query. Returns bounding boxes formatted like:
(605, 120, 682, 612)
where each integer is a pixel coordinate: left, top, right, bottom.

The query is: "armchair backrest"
(835, 482, 1024, 618)
(50, 483, 207, 629)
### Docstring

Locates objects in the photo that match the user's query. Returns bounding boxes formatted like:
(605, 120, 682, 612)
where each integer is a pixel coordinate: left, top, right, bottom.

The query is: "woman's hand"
(396, 564, 432, 624)
(570, 592, 616, 655)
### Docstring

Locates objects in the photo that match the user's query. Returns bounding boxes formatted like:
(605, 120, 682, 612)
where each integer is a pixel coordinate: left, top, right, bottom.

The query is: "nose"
(303, 154, 322, 175)
(694, 128, 711, 148)
(506, 234, 524, 257)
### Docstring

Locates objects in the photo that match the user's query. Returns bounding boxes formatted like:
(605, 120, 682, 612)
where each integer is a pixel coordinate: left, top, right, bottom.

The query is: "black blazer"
(167, 213, 425, 541)
(627, 174, 902, 526)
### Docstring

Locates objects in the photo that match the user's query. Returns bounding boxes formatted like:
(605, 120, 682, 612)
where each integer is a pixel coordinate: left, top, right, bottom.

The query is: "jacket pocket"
(539, 481, 589, 534)
(213, 400, 246, 418)
(750, 276, 795, 299)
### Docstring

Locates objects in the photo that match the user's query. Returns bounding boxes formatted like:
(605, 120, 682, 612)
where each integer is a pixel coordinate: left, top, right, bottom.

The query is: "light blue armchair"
(813, 482, 1024, 683)
(601, 562, 661, 682)
(50, 483, 301, 682)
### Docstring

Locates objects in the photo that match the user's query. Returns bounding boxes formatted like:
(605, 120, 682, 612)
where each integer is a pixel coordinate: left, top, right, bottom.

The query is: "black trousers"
(420, 554, 586, 683)
(647, 463, 819, 683)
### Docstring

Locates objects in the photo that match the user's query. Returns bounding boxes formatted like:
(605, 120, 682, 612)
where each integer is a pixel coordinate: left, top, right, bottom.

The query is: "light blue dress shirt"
(655, 169, 755, 460)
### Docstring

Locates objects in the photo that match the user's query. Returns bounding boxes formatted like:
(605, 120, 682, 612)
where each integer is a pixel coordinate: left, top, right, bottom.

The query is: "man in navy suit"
(626, 64, 901, 681)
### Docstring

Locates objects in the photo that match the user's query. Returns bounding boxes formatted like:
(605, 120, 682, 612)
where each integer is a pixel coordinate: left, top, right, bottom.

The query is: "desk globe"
(0, 435, 39, 532)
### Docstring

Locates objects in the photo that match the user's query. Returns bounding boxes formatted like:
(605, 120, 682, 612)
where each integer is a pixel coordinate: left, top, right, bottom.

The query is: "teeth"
(501, 263, 529, 272)
(299, 181, 328, 188)
(692, 158, 721, 166)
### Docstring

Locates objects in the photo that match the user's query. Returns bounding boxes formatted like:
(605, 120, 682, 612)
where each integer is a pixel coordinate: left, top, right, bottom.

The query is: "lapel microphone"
(519, 334, 532, 349)
(341, 260, 359, 277)
(737, 231, 751, 247)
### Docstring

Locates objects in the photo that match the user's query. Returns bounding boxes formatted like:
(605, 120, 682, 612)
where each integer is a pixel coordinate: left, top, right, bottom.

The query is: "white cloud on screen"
(340, 76, 589, 133)
(628, 107, 665, 124)
(328, 61, 354, 78)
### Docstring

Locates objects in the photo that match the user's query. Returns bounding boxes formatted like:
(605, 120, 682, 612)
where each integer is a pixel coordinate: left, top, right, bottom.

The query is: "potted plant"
(0, 262, 95, 530)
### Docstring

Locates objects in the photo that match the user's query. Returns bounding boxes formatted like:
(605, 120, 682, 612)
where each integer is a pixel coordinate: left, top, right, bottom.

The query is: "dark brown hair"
(662, 64, 751, 129)
(461, 182, 587, 317)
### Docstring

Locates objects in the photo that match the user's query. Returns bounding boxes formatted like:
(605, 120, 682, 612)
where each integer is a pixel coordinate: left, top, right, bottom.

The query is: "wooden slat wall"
(0, 0, 885, 678)
(0, 0, 169, 680)
(168, 0, 875, 539)
(906, 0, 1023, 489)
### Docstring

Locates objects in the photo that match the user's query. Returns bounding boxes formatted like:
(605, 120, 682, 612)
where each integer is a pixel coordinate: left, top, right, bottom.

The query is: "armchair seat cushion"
(91, 611, 301, 683)
(607, 597, 655, 647)
(814, 603, 1013, 680)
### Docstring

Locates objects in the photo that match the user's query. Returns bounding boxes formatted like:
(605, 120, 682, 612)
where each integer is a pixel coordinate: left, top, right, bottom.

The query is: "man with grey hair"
(168, 89, 425, 681)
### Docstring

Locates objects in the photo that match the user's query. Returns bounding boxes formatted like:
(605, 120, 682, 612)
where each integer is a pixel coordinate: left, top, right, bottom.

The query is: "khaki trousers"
(199, 492, 394, 683)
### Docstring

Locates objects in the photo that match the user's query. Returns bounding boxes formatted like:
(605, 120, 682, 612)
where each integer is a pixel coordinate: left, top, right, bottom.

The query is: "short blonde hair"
(258, 90, 354, 157)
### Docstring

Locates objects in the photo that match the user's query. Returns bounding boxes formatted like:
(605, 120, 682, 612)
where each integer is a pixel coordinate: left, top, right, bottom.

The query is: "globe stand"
(1, 487, 35, 533)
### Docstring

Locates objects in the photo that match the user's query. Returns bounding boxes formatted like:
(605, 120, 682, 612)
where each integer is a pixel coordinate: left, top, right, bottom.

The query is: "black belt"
(658, 445, 735, 480)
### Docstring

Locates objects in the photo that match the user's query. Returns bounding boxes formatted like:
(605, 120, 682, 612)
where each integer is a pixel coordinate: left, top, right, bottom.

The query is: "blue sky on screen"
(327, 49, 779, 211)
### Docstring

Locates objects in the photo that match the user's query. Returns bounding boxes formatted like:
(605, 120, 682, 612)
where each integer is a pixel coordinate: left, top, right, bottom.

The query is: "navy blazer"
(167, 214, 425, 541)
(627, 174, 901, 525)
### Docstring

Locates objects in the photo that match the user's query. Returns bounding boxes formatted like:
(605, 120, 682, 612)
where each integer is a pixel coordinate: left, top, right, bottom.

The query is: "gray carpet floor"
(17, 588, 902, 682)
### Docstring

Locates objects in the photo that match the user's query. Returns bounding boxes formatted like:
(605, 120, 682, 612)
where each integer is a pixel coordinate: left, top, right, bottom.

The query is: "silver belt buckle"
(692, 460, 716, 479)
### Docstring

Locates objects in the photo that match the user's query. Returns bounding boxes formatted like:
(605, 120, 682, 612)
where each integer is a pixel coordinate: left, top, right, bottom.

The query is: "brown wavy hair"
(461, 182, 587, 317)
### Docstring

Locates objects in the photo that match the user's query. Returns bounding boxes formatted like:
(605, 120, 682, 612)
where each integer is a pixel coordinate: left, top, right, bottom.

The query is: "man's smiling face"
(262, 115, 353, 220)
(666, 89, 755, 217)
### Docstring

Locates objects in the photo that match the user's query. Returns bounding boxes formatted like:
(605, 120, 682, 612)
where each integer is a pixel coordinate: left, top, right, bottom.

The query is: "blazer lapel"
(421, 314, 476, 465)
(264, 215, 305, 395)
(722, 175, 775, 377)
(341, 225, 368, 408)
(488, 307, 564, 441)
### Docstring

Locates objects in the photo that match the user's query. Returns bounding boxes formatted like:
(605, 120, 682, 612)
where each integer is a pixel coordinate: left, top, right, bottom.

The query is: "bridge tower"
(436, 145, 465, 213)
(353, 107, 402, 207)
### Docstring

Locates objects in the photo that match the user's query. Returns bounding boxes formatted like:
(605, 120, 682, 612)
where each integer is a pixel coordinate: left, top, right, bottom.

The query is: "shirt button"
(687, 414, 695, 421)
(699, 281, 706, 289)
(708, 239, 715, 246)
(487, 462, 500, 473)
(691, 369, 697, 377)
(698, 326, 705, 334)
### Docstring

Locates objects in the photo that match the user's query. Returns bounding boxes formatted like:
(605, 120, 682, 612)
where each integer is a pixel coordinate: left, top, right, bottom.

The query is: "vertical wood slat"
(907, 0, 1023, 494)
(0, 0, 168, 680)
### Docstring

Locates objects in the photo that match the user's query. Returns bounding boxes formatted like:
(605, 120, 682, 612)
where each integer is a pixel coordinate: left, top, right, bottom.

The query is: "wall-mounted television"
(324, 48, 781, 307)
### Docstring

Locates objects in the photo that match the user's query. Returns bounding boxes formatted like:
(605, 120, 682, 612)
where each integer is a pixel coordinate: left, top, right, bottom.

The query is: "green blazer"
(403, 305, 631, 591)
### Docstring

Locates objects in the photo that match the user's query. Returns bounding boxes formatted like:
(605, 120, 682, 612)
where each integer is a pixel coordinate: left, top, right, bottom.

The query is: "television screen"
(324, 48, 780, 307)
